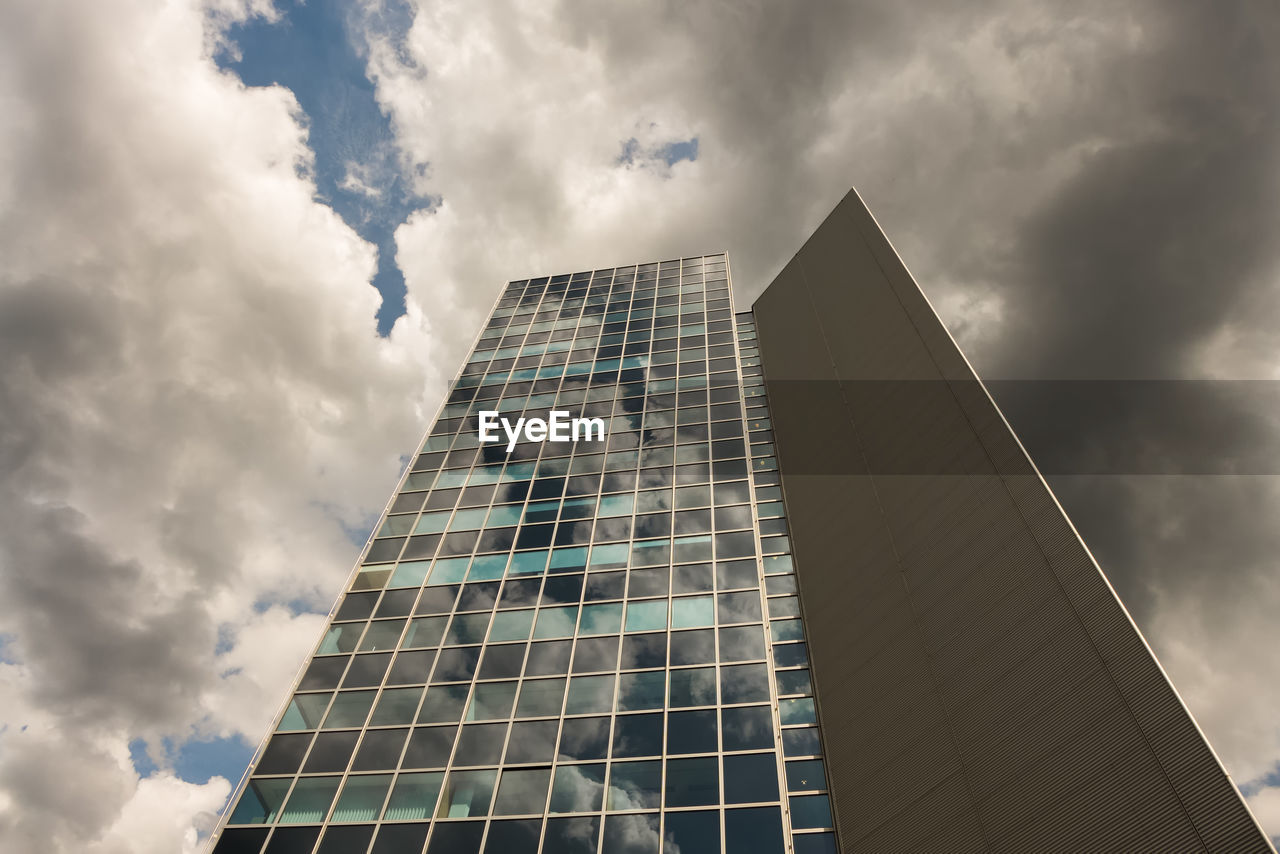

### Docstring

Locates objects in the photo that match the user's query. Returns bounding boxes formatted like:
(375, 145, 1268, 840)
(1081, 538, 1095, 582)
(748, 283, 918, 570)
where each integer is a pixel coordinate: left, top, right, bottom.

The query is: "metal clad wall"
(752, 190, 1272, 853)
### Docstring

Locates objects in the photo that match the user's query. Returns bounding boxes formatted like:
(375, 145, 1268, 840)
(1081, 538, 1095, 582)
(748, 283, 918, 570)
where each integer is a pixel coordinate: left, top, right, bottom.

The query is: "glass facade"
(209, 257, 838, 854)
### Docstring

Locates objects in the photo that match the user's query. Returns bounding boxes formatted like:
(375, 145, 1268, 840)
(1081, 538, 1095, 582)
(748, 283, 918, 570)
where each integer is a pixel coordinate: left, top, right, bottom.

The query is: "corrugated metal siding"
(752, 189, 1273, 853)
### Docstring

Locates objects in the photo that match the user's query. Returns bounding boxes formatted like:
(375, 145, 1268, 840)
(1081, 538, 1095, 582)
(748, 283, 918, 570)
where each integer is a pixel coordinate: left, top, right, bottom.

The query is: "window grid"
(211, 257, 834, 854)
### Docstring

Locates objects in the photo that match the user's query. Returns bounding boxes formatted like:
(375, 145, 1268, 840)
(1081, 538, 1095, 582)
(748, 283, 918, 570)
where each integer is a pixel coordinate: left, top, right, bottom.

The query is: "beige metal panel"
(753, 189, 1273, 853)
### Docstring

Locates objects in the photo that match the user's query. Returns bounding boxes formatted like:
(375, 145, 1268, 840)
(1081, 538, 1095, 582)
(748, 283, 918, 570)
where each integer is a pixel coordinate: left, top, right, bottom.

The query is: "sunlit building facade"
(208, 253, 838, 854)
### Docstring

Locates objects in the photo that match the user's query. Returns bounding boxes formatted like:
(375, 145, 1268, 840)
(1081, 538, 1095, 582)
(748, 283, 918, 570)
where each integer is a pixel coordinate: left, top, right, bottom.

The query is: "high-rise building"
(206, 191, 1273, 854)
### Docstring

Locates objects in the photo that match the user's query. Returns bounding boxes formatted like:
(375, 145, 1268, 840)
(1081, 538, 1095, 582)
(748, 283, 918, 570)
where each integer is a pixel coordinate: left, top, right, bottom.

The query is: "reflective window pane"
(662, 810, 719, 854)
(437, 769, 497, 818)
(384, 771, 444, 820)
(549, 763, 606, 812)
(617, 671, 665, 711)
(606, 760, 661, 810)
(724, 806, 786, 854)
(669, 667, 716, 707)
(722, 706, 775, 751)
(493, 767, 552, 815)
(331, 774, 392, 822)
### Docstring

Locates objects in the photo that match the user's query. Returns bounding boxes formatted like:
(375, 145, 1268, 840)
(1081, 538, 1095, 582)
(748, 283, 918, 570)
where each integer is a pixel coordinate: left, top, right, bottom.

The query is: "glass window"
(602, 814, 660, 854)
(782, 727, 822, 757)
(413, 511, 451, 535)
(550, 546, 589, 573)
(718, 591, 762, 623)
(417, 684, 470, 723)
(515, 677, 566, 718)
(228, 778, 291, 824)
(277, 693, 331, 731)
(437, 769, 498, 818)
(342, 653, 390, 688)
(770, 619, 804, 642)
(598, 494, 634, 517)
(579, 603, 623, 635)
(789, 794, 832, 829)
(558, 716, 610, 761)
(620, 633, 667, 670)
(256, 733, 310, 775)
(544, 816, 601, 854)
(673, 563, 714, 594)
(486, 504, 524, 527)
(773, 643, 808, 667)
(510, 550, 550, 576)
(722, 706, 775, 751)
(786, 758, 827, 792)
(454, 722, 507, 766)
(525, 640, 572, 676)
(664, 757, 718, 807)
(723, 753, 780, 803)
(402, 725, 457, 768)
(494, 767, 553, 815)
(428, 557, 470, 586)
(549, 763, 606, 812)
(433, 647, 481, 682)
(667, 709, 717, 754)
(425, 822, 483, 854)
(488, 609, 535, 642)
(468, 681, 518, 720)
(628, 568, 669, 598)
(505, 719, 559, 764)
(469, 554, 510, 581)
(534, 605, 578, 638)
(573, 636, 619, 673)
(624, 600, 667, 632)
(485, 820, 542, 854)
(724, 806, 786, 854)
(716, 560, 757, 590)
(779, 697, 817, 725)
(321, 691, 375, 729)
(617, 671, 665, 711)
(584, 572, 626, 601)
(775, 669, 812, 696)
(590, 543, 629, 569)
(718, 625, 766, 662)
(446, 613, 492, 645)
(389, 559, 432, 588)
(566, 674, 616, 715)
(606, 760, 661, 810)
(450, 508, 489, 530)
(479, 644, 527, 679)
(671, 596, 714, 628)
(331, 774, 392, 822)
(669, 630, 715, 666)
(663, 810, 718, 854)
(669, 667, 716, 707)
(608, 712, 660, 758)
(277, 776, 341, 824)
(370, 688, 423, 726)
(317, 624, 363, 655)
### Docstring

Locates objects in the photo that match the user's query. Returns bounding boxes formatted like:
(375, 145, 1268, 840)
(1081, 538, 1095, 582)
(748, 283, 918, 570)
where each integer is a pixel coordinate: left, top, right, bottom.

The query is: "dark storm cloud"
(972, 0, 1280, 609)
(1, 0, 1276, 847)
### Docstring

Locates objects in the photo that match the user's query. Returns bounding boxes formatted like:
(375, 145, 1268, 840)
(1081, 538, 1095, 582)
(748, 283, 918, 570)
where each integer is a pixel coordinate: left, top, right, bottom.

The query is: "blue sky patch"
(660, 138, 699, 166)
(216, 0, 428, 335)
(129, 738, 158, 777)
(618, 135, 700, 170)
(174, 734, 254, 785)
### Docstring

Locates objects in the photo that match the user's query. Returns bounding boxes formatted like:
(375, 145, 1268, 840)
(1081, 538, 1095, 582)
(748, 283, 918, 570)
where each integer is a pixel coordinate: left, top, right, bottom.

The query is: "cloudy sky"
(0, 0, 1277, 850)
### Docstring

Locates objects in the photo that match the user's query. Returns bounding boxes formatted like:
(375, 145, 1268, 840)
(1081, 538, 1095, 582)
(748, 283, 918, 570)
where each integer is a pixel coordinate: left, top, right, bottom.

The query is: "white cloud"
(1, 0, 1277, 849)
(1248, 786, 1280, 847)
(0, 0, 439, 849)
